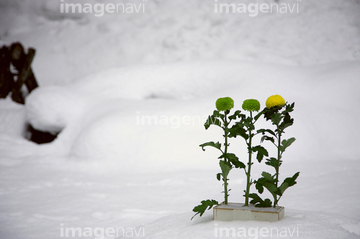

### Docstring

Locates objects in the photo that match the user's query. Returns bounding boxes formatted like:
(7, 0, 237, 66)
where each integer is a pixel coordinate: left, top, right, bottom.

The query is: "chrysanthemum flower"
(242, 99, 260, 112)
(216, 97, 234, 111)
(266, 95, 286, 109)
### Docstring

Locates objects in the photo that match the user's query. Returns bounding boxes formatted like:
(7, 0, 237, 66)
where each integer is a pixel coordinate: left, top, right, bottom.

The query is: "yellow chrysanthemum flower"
(266, 95, 285, 109)
(216, 97, 234, 111)
(242, 99, 260, 112)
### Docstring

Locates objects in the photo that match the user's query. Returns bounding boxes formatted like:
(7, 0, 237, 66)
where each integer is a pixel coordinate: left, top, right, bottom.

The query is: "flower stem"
(274, 125, 281, 208)
(244, 112, 253, 206)
(224, 113, 229, 162)
(223, 111, 229, 205)
(223, 177, 229, 205)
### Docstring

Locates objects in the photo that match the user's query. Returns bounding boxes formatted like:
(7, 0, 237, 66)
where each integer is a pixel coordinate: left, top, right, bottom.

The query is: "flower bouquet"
(192, 95, 299, 222)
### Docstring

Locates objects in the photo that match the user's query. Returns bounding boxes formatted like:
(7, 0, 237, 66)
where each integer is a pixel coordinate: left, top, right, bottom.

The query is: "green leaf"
(265, 157, 280, 168)
(280, 112, 294, 130)
(261, 135, 275, 144)
(242, 117, 255, 132)
(261, 172, 274, 182)
(263, 105, 283, 121)
(249, 193, 272, 207)
(230, 160, 245, 168)
(278, 172, 300, 195)
(229, 123, 248, 140)
(204, 114, 221, 130)
(263, 182, 278, 195)
(255, 173, 279, 198)
(271, 113, 283, 126)
(219, 160, 232, 178)
(191, 199, 219, 220)
(216, 173, 221, 181)
(262, 199, 272, 208)
(259, 173, 277, 192)
(255, 181, 264, 194)
(252, 145, 269, 162)
(278, 182, 288, 196)
(280, 137, 296, 152)
(277, 102, 295, 130)
(257, 128, 276, 137)
(224, 153, 238, 161)
(228, 110, 242, 120)
(220, 153, 245, 169)
(218, 112, 225, 121)
(199, 141, 221, 151)
(284, 102, 295, 114)
(230, 159, 245, 169)
(292, 171, 300, 180)
(254, 110, 264, 121)
(213, 110, 220, 117)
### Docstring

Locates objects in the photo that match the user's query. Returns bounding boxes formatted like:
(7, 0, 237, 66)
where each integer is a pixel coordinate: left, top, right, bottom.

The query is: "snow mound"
(24, 61, 360, 169)
(26, 86, 87, 134)
(134, 210, 360, 239)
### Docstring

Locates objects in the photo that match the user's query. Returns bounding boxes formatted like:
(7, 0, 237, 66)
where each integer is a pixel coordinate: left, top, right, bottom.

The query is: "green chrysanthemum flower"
(216, 97, 234, 111)
(242, 99, 260, 112)
(266, 95, 285, 109)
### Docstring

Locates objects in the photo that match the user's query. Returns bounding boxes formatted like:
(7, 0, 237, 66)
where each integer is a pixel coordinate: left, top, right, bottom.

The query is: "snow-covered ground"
(1, 0, 360, 238)
(1, 0, 360, 86)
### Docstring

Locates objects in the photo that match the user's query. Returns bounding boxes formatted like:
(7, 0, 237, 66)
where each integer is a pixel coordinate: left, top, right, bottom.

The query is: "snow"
(136, 210, 360, 239)
(24, 61, 360, 164)
(0, 98, 27, 137)
(1, 0, 360, 86)
(1, 0, 360, 238)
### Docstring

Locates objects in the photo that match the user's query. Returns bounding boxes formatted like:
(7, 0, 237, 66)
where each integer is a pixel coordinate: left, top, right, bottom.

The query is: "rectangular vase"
(213, 203, 284, 222)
